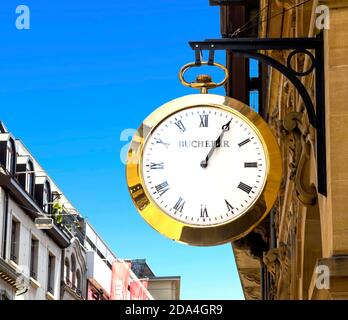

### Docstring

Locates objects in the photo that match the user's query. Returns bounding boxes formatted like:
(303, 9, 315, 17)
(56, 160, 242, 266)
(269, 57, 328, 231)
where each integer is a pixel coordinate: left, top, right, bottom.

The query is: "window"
(64, 258, 71, 284)
(43, 182, 51, 213)
(47, 253, 56, 295)
(71, 254, 76, 287)
(25, 161, 34, 196)
(6, 142, 13, 173)
(30, 237, 39, 280)
(10, 219, 20, 264)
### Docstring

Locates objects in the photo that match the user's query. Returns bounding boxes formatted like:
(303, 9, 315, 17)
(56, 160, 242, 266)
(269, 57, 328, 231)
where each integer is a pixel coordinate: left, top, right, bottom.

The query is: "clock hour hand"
(200, 119, 232, 168)
(200, 135, 222, 168)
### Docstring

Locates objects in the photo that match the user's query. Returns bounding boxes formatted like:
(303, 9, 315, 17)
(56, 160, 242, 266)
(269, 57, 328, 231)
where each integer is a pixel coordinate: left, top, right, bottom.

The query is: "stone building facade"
(0, 122, 88, 300)
(209, 0, 348, 299)
(0, 121, 181, 300)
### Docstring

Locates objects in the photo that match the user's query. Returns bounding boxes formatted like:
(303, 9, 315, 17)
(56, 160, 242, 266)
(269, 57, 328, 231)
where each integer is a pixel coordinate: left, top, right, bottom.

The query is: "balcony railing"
(59, 213, 85, 243)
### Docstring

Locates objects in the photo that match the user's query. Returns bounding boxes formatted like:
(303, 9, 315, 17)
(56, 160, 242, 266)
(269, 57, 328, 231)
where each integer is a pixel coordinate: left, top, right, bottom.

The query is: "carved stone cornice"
(241, 269, 261, 286)
(283, 111, 302, 133)
(244, 286, 261, 300)
(263, 242, 291, 298)
(295, 139, 317, 205)
(263, 248, 279, 279)
(282, 112, 317, 206)
(232, 245, 262, 300)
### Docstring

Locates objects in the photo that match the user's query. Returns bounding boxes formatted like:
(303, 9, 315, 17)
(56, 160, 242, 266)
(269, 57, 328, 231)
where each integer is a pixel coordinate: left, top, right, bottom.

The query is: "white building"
(85, 222, 154, 300)
(0, 122, 86, 300)
(0, 121, 181, 300)
(131, 259, 181, 300)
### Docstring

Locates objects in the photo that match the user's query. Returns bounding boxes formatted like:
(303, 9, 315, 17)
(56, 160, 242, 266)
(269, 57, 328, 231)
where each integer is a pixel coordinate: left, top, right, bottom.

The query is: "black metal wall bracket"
(188, 36, 326, 196)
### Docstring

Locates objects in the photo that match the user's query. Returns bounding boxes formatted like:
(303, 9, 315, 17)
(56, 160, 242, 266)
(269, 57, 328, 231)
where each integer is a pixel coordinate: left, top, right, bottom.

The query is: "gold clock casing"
(126, 93, 282, 246)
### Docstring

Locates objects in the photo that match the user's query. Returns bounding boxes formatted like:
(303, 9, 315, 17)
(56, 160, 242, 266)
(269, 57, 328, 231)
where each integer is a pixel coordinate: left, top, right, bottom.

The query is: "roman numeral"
(200, 205, 209, 218)
(244, 162, 258, 168)
(199, 115, 209, 127)
(150, 162, 164, 169)
(156, 139, 170, 148)
(238, 138, 251, 147)
(174, 120, 186, 133)
(225, 199, 234, 212)
(173, 197, 185, 213)
(155, 181, 170, 196)
(238, 182, 252, 194)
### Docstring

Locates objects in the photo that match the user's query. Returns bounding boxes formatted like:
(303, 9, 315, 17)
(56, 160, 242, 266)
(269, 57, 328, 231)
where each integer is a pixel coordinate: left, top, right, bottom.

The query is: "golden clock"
(126, 62, 282, 246)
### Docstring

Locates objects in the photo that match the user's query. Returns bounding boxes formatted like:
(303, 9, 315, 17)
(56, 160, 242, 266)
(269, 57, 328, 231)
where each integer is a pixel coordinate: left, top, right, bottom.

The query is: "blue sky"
(0, 0, 245, 299)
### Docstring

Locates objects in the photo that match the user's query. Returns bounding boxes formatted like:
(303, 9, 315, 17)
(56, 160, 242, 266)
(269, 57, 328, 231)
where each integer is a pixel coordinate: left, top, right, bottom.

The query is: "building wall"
(204, 0, 348, 299)
(260, 0, 348, 300)
(148, 279, 180, 300)
(229, 0, 348, 300)
(0, 124, 166, 301)
(86, 250, 112, 297)
(0, 188, 62, 300)
(61, 238, 87, 300)
(0, 188, 5, 257)
(0, 127, 90, 301)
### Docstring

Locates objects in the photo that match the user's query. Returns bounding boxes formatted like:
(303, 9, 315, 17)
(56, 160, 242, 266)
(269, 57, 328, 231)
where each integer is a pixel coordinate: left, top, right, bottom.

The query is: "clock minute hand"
(200, 119, 232, 169)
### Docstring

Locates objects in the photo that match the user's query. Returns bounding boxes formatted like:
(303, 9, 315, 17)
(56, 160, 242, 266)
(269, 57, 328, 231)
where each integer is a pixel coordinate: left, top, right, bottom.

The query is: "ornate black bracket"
(188, 36, 326, 196)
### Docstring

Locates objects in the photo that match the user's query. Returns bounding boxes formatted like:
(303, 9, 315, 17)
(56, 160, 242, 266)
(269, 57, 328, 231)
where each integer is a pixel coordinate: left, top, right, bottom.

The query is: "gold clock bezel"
(126, 94, 282, 246)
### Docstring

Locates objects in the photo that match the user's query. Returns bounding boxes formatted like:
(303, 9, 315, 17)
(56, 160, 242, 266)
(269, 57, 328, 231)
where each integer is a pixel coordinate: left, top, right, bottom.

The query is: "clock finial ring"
(178, 61, 229, 93)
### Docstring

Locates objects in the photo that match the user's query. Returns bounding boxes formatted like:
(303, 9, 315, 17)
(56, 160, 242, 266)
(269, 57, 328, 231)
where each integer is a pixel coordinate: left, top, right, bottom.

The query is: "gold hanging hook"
(178, 61, 229, 94)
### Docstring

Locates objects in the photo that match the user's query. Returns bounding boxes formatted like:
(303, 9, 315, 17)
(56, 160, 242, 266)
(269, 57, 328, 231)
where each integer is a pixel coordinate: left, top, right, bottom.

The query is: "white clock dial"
(141, 105, 268, 226)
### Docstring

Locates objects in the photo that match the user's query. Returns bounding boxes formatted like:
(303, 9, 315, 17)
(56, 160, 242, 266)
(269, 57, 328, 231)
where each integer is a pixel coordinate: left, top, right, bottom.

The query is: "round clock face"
(141, 105, 268, 227)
